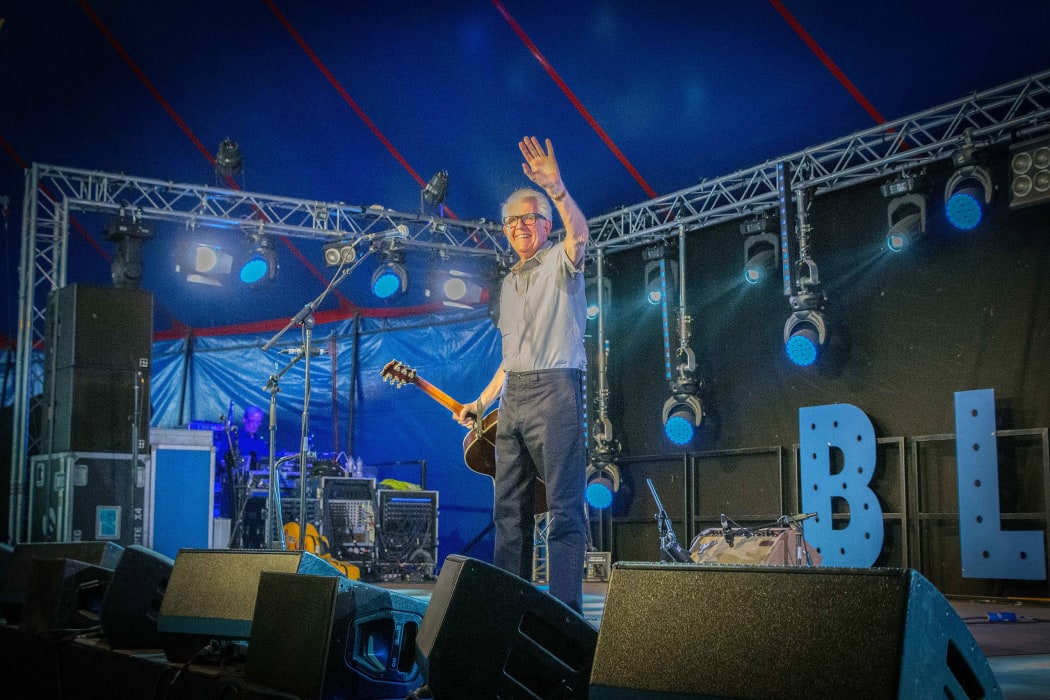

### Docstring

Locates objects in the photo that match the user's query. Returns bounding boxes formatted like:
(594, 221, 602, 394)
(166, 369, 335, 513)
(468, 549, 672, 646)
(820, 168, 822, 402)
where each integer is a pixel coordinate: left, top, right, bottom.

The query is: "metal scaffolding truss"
(589, 68, 1050, 254)
(7, 167, 507, 540)
(8, 68, 1050, 541)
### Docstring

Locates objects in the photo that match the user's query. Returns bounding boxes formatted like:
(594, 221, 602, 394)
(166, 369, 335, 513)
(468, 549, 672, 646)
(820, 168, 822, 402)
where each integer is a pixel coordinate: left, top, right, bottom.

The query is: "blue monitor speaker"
(246, 571, 426, 699)
(157, 549, 343, 662)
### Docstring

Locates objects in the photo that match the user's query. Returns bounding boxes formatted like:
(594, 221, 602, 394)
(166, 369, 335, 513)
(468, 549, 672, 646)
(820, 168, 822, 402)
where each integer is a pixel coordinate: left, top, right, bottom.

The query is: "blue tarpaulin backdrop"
(150, 308, 503, 568)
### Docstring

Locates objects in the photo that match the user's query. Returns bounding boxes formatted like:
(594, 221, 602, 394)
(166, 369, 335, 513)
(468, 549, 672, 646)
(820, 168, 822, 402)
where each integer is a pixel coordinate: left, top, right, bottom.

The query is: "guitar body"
(283, 521, 361, 580)
(463, 408, 549, 515)
(381, 360, 548, 514)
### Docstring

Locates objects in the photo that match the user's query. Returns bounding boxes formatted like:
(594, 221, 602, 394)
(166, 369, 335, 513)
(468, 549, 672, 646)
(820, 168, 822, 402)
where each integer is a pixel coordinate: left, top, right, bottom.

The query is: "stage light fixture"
(584, 462, 620, 510)
(884, 193, 927, 253)
(238, 230, 277, 285)
(323, 239, 357, 267)
(1009, 134, 1050, 210)
(371, 250, 408, 299)
(103, 211, 153, 290)
(944, 146, 994, 230)
(215, 138, 243, 178)
(422, 170, 449, 213)
(585, 277, 611, 320)
(427, 267, 487, 308)
(176, 242, 234, 286)
(661, 391, 703, 445)
(742, 233, 777, 284)
(783, 306, 828, 367)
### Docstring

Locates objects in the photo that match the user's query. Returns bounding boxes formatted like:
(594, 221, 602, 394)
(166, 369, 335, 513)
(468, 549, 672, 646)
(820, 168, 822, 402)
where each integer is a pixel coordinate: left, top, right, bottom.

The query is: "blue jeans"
(494, 368, 587, 612)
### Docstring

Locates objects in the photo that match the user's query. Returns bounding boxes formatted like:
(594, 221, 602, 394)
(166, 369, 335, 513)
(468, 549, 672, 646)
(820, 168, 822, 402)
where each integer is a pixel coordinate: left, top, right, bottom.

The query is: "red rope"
(492, 0, 657, 199)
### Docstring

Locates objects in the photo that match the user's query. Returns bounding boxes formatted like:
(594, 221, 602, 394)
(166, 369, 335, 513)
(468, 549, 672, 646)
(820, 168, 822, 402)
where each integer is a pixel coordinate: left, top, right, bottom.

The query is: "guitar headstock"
(381, 359, 417, 387)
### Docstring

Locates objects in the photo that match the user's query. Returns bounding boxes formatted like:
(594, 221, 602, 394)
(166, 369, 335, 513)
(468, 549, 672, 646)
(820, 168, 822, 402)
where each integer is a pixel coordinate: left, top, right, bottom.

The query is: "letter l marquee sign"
(799, 389, 1046, 580)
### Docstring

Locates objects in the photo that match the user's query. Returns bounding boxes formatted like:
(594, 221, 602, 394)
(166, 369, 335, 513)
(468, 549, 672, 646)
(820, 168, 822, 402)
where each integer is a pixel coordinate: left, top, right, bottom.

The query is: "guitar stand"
(646, 478, 691, 563)
(227, 473, 261, 549)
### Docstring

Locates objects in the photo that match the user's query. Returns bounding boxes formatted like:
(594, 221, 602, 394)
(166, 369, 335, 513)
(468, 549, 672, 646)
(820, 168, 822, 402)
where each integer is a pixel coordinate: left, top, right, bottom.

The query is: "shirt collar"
(511, 240, 555, 275)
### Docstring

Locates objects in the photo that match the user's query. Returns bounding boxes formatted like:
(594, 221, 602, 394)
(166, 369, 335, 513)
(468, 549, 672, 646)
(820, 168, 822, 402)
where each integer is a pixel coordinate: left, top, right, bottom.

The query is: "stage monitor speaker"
(20, 557, 114, 633)
(157, 549, 344, 662)
(416, 554, 597, 700)
(99, 545, 174, 650)
(0, 541, 124, 624)
(590, 562, 1001, 700)
(247, 571, 426, 699)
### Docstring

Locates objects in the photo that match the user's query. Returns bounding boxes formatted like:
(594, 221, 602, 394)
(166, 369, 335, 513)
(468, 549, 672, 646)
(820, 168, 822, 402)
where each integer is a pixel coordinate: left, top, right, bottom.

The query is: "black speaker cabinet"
(247, 571, 426, 699)
(590, 562, 1001, 699)
(20, 557, 114, 633)
(99, 545, 174, 650)
(44, 283, 152, 372)
(157, 549, 344, 662)
(416, 555, 597, 700)
(0, 541, 124, 624)
(41, 367, 150, 453)
(41, 283, 152, 453)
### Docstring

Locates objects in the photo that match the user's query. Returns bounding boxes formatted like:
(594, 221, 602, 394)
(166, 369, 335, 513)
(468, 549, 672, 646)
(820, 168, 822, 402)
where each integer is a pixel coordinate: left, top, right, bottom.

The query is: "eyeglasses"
(502, 212, 547, 227)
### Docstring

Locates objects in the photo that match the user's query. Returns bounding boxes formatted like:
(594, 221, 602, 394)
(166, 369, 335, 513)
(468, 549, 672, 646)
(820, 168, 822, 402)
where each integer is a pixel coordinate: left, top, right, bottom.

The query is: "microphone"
(278, 347, 327, 357)
(783, 512, 818, 523)
(364, 224, 409, 242)
(720, 513, 734, 547)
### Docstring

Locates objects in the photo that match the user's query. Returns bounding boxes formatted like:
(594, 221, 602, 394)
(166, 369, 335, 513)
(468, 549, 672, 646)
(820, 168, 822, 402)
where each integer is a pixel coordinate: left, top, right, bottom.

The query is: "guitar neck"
(413, 375, 464, 413)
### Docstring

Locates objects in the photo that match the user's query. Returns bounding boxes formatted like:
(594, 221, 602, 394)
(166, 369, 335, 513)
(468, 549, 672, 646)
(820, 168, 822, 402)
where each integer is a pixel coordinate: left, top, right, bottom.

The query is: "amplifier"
(377, 490, 438, 577)
(688, 527, 822, 566)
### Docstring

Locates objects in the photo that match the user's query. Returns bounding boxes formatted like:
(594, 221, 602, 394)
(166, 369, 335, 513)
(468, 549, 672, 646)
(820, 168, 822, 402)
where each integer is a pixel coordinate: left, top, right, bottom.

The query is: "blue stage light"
(783, 309, 827, 367)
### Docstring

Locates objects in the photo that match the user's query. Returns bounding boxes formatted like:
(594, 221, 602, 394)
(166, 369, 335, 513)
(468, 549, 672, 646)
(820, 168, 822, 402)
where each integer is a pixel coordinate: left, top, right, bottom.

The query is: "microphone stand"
(262, 359, 300, 550)
(130, 370, 143, 545)
(261, 251, 370, 551)
(646, 478, 690, 563)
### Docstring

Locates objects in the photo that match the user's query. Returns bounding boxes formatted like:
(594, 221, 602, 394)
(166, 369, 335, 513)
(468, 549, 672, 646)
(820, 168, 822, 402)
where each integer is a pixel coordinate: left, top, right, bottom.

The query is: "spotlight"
(742, 232, 777, 284)
(427, 268, 487, 308)
(661, 392, 703, 445)
(323, 239, 357, 267)
(643, 256, 676, 306)
(584, 462, 620, 509)
(239, 231, 277, 285)
(176, 242, 234, 286)
(1009, 134, 1050, 210)
(423, 170, 449, 208)
(215, 138, 243, 178)
(371, 250, 408, 299)
(944, 147, 994, 230)
(884, 193, 926, 253)
(103, 212, 153, 290)
(585, 277, 611, 320)
(783, 307, 827, 367)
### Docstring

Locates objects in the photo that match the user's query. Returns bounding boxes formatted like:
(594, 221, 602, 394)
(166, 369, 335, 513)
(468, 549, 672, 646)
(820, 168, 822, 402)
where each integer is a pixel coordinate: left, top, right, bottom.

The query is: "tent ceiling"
(2, 1, 1049, 334)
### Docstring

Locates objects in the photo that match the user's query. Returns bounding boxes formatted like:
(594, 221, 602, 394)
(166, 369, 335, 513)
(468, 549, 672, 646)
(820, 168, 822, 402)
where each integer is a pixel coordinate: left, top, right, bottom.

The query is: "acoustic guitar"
(380, 359, 548, 514)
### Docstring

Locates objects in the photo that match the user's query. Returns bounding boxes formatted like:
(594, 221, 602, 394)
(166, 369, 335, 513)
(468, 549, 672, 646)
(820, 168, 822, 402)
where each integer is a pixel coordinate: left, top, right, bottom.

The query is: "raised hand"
(518, 136, 562, 193)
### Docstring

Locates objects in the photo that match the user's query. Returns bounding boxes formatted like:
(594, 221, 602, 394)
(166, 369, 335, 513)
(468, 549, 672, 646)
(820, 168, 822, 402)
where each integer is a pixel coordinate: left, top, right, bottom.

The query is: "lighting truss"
(10, 69, 1050, 541)
(587, 70, 1050, 255)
